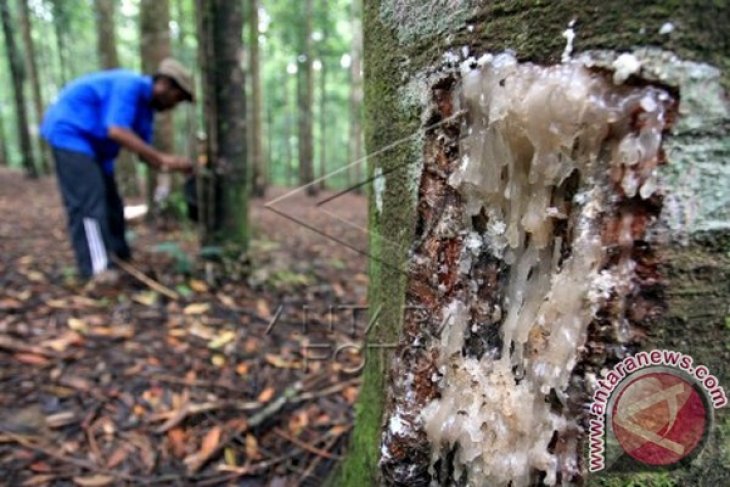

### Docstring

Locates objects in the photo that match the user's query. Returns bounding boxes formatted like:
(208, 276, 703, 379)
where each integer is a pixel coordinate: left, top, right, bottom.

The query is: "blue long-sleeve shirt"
(41, 70, 154, 174)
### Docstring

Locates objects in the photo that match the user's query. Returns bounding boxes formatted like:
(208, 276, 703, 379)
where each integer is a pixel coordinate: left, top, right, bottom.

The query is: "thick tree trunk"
(317, 0, 329, 191)
(297, 0, 316, 195)
(335, 1, 730, 486)
(249, 0, 265, 197)
(140, 0, 173, 216)
(1, 0, 37, 178)
(18, 0, 50, 174)
(347, 0, 363, 192)
(195, 0, 248, 248)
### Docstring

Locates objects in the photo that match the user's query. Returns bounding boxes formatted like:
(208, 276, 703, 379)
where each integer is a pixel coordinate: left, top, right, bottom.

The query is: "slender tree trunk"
(297, 0, 316, 195)
(0, 113, 8, 167)
(195, 0, 248, 248)
(94, 0, 139, 197)
(249, 0, 265, 197)
(18, 0, 50, 174)
(94, 0, 119, 69)
(140, 0, 173, 217)
(1, 0, 37, 178)
(317, 0, 328, 191)
(347, 0, 363, 192)
(284, 75, 294, 187)
(334, 1, 730, 486)
(49, 0, 68, 85)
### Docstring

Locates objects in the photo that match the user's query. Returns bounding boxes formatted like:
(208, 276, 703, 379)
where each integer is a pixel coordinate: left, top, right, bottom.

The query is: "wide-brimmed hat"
(157, 58, 195, 102)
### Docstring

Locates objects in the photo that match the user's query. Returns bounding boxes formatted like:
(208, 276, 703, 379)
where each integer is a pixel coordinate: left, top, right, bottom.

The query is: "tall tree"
(0, 111, 8, 167)
(316, 0, 329, 190)
(347, 0, 363, 191)
(140, 0, 174, 213)
(249, 0, 265, 197)
(18, 0, 50, 174)
(297, 0, 316, 195)
(0, 0, 37, 178)
(334, 1, 730, 486)
(94, 0, 119, 69)
(195, 0, 248, 247)
(94, 0, 140, 197)
(48, 0, 69, 85)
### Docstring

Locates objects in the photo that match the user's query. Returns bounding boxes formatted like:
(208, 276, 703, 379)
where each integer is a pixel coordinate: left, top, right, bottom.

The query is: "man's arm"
(108, 126, 190, 171)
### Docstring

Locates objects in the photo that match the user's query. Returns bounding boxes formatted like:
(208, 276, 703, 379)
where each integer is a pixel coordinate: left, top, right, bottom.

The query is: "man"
(41, 58, 194, 281)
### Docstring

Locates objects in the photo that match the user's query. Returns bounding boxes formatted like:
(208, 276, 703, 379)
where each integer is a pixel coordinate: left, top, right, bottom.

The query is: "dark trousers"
(52, 148, 130, 278)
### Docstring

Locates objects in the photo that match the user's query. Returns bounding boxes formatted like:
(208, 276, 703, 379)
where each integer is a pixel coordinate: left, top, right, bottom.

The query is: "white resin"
(421, 54, 670, 486)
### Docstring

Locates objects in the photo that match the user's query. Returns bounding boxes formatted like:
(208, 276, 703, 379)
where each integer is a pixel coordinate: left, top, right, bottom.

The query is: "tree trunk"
(0, 112, 8, 167)
(195, 0, 248, 248)
(249, 0, 265, 197)
(49, 0, 68, 85)
(140, 0, 173, 216)
(347, 0, 363, 193)
(317, 0, 328, 191)
(334, 1, 730, 486)
(297, 0, 316, 196)
(284, 74, 294, 187)
(1, 0, 37, 178)
(17, 0, 50, 174)
(95, 0, 139, 197)
(94, 0, 119, 69)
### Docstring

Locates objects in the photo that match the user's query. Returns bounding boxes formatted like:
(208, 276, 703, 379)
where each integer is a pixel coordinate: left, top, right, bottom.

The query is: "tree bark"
(317, 0, 328, 191)
(249, 0, 265, 197)
(49, 0, 68, 85)
(195, 0, 248, 248)
(0, 112, 8, 167)
(334, 1, 730, 486)
(297, 0, 316, 196)
(140, 0, 173, 216)
(17, 0, 50, 174)
(94, 0, 139, 197)
(347, 0, 363, 192)
(1, 0, 37, 178)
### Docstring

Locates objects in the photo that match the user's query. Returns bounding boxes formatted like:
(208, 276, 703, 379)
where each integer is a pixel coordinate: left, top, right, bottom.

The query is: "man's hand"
(160, 154, 194, 174)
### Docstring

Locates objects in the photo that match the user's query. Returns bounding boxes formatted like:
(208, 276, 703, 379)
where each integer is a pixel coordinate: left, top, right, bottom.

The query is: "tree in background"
(297, 0, 316, 195)
(18, 0, 50, 174)
(94, 0, 118, 69)
(94, 0, 140, 197)
(48, 0, 69, 85)
(1, 0, 37, 178)
(347, 0, 363, 191)
(140, 0, 173, 214)
(249, 0, 265, 197)
(195, 0, 248, 249)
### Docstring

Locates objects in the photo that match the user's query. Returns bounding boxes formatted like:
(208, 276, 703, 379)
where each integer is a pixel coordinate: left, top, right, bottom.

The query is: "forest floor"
(0, 167, 370, 486)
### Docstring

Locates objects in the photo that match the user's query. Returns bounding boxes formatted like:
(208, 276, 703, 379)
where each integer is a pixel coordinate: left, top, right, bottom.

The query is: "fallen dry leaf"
(72, 475, 115, 487)
(183, 425, 222, 473)
(257, 386, 275, 403)
(183, 303, 210, 315)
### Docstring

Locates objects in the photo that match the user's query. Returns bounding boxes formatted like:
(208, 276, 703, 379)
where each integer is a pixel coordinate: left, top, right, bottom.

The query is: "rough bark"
(249, 0, 265, 197)
(140, 0, 173, 215)
(1, 0, 37, 178)
(18, 0, 50, 174)
(195, 0, 248, 248)
(347, 0, 364, 192)
(335, 1, 730, 486)
(297, 0, 316, 195)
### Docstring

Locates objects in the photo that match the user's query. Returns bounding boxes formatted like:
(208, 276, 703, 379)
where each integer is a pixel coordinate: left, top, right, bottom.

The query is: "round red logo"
(611, 371, 708, 466)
